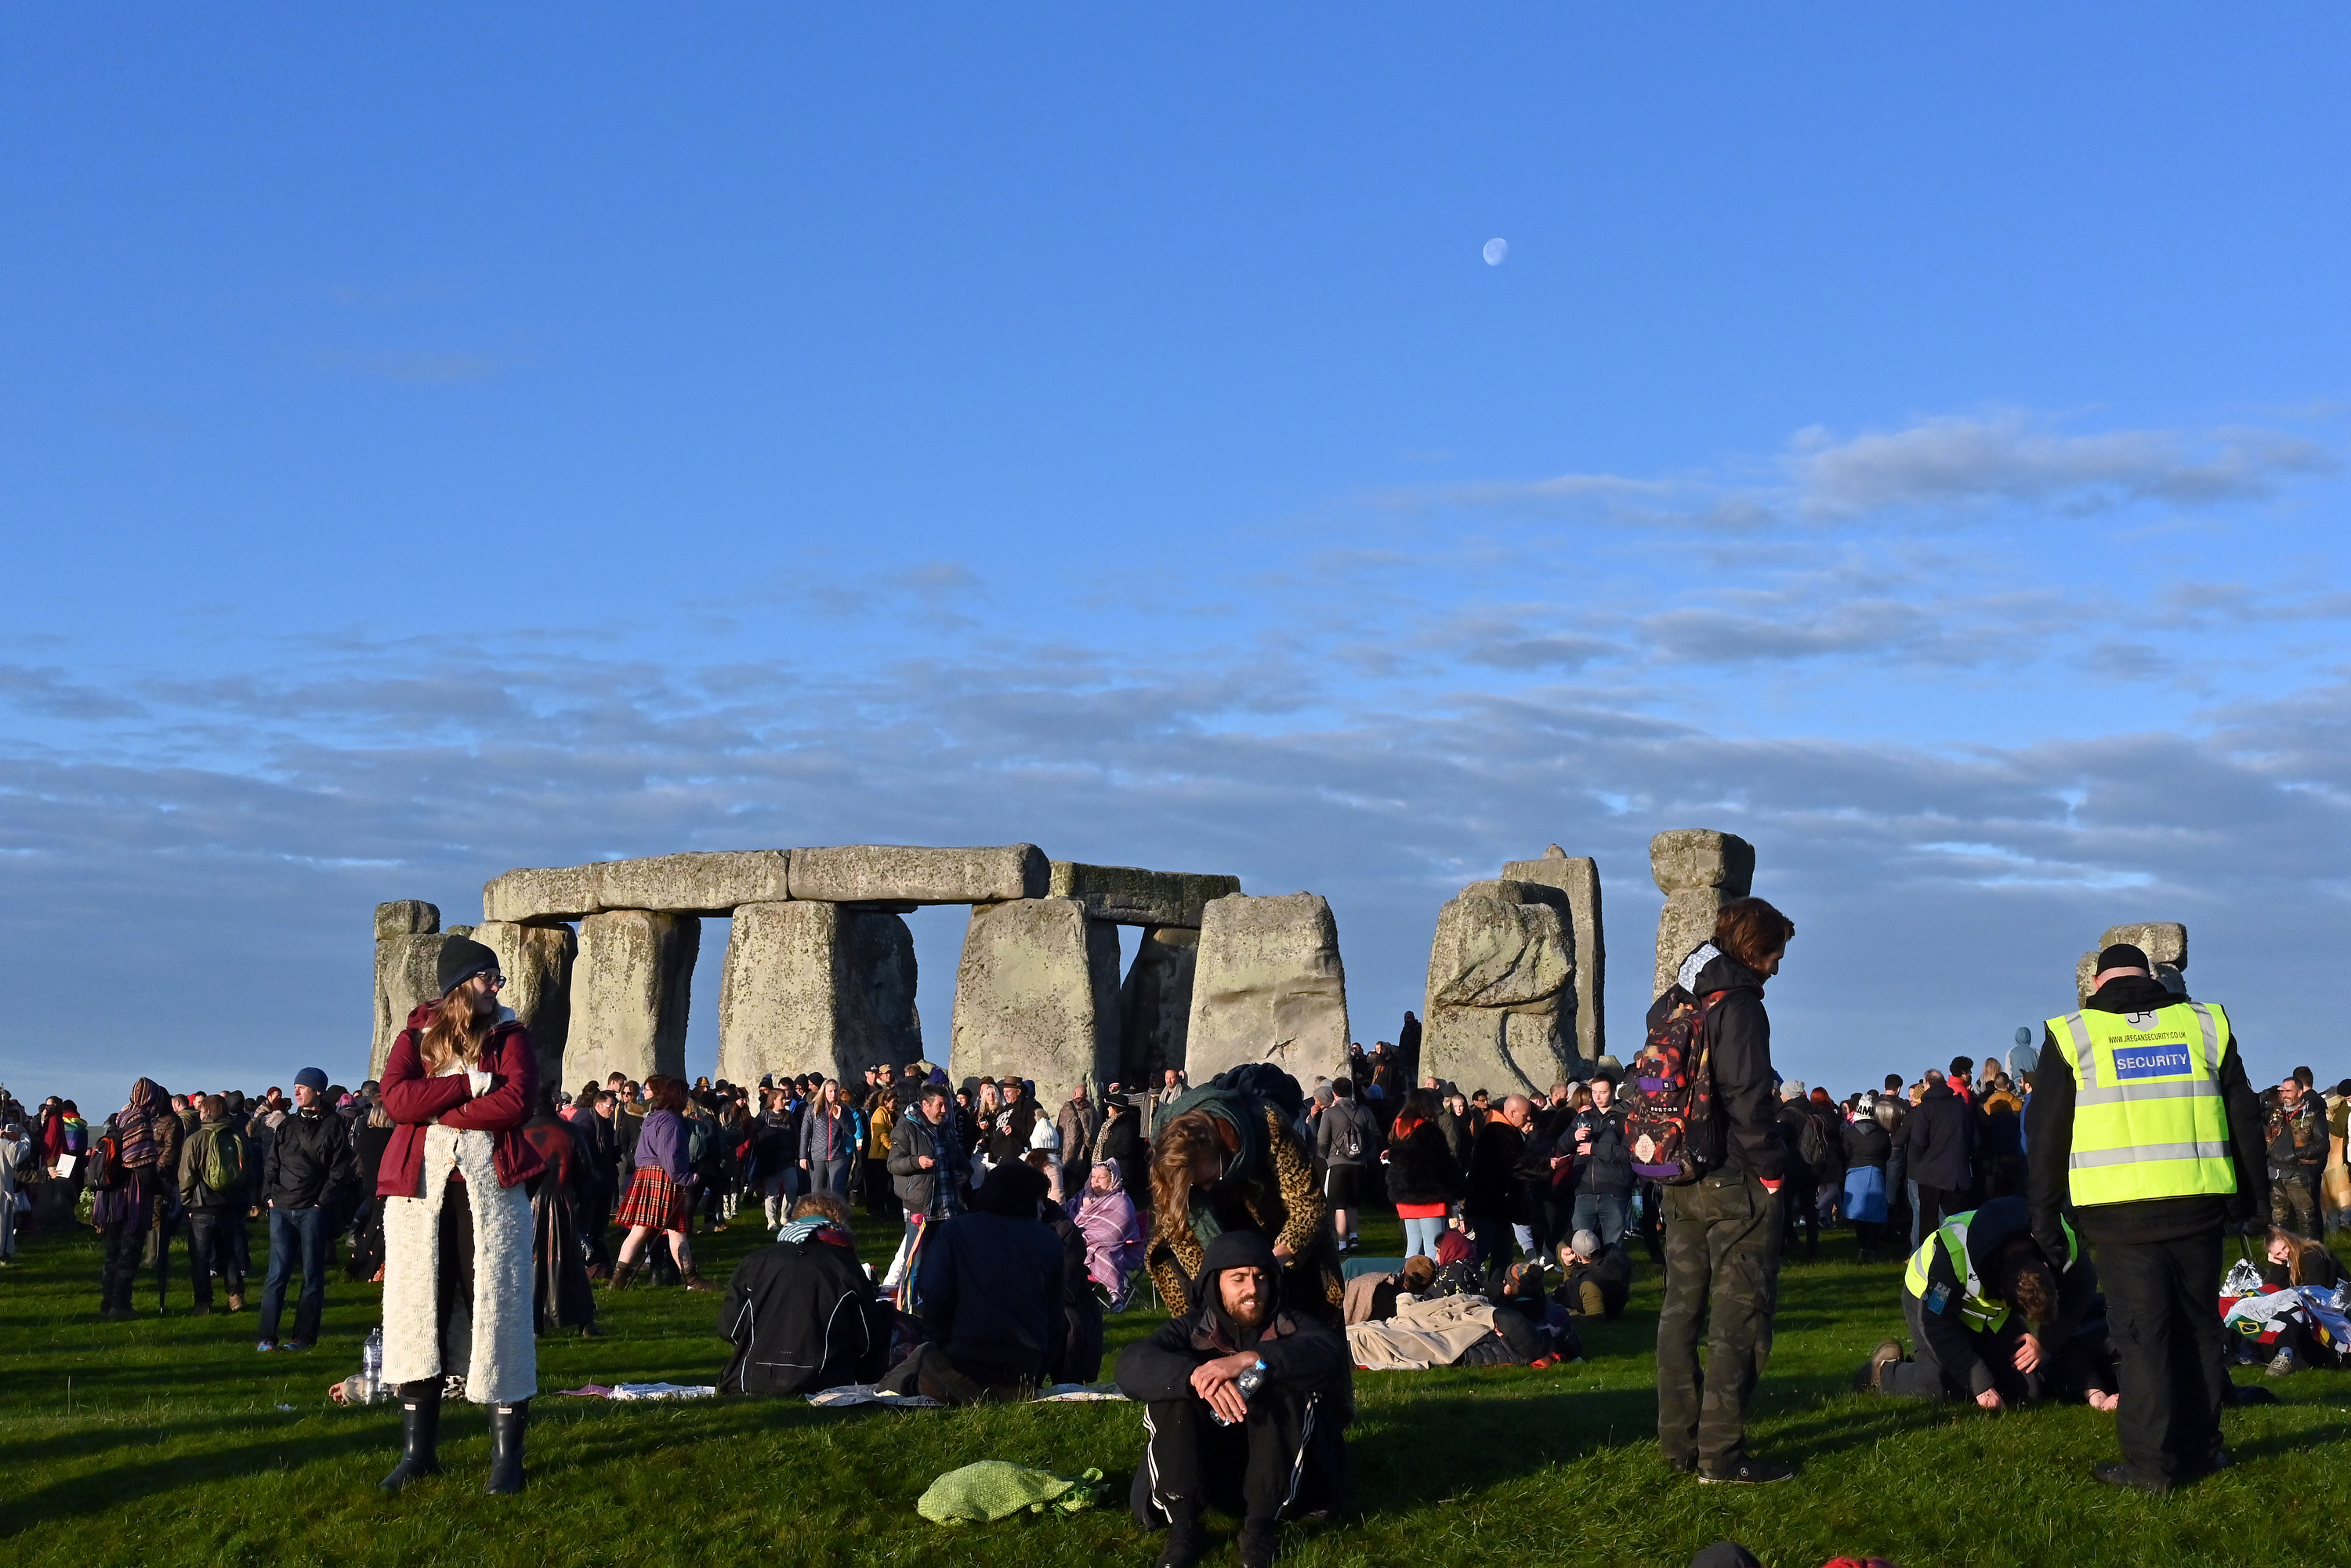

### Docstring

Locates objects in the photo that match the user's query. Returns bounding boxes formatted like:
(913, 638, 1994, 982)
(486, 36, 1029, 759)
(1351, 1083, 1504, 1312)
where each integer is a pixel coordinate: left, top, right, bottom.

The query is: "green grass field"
(2, 1208, 2346, 1568)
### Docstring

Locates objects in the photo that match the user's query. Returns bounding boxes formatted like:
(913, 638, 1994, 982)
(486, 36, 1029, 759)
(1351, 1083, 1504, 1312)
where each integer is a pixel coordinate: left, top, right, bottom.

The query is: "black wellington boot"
(379, 1382, 444, 1492)
(485, 1400, 529, 1495)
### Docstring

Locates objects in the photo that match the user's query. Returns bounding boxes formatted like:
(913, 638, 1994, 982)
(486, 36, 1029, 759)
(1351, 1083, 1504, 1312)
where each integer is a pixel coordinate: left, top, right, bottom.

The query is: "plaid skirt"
(616, 1166, 687, 1233)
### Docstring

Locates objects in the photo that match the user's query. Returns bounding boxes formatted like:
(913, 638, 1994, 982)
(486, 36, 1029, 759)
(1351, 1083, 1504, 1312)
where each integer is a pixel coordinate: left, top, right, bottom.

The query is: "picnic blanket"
(1346, 1292, 1502, 1371)
(916, 1461, 1108, 1523)
(806, 1381, 1125, 1408)
(554, 1382, 717, 1400)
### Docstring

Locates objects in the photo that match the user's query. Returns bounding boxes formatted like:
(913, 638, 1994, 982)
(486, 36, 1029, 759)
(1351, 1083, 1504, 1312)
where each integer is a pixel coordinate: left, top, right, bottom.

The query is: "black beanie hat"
(2095, 943, 2150, 974)
(437, 936, 501, 997)
(1200, 1229, 1279, 1280)
(974, 1157, 1048, 1216)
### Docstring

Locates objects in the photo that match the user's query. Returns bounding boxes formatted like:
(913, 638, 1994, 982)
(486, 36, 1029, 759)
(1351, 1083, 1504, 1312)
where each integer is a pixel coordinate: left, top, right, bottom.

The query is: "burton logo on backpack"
(1625, 953, 1732, 1184)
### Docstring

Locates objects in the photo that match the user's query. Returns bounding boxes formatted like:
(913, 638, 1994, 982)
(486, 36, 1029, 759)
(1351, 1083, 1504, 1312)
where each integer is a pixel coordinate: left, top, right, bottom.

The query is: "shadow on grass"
(0, 1423, 392, 1538)
(1344, 1382, 1662, 1514)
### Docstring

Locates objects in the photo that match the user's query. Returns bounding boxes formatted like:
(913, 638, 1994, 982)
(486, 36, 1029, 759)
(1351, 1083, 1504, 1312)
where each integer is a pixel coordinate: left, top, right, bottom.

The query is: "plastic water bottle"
(362, 1325, 384, 1402)
(1210, 1360, 1267, 1427)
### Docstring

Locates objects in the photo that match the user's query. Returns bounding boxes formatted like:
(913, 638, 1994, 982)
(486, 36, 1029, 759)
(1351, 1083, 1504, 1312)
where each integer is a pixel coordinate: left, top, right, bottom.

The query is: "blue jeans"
(259, 1204, 329, 1345)
(1401, 1215, 1447, 1260)
(810, 1159, 851, 1198)
(1572, 1192, 1628, 1248)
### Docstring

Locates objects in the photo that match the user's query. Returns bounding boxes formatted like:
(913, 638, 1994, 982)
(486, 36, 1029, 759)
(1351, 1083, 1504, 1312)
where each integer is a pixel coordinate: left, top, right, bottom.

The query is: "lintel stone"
(1047, 861, 1242, 928)
(483, 851, 790, 923)
(790, 843, 1049, 905)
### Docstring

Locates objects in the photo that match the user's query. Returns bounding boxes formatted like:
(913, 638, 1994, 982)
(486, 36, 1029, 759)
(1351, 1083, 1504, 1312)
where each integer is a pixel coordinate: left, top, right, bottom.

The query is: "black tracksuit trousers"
(2098, 1229, 2228, 1483)
(1132, 1390, 1328, 1526)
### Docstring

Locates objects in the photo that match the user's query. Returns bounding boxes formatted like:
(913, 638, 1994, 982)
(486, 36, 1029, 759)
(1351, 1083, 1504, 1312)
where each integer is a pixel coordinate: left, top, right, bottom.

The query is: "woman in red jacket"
(376, 937, 545, 1497)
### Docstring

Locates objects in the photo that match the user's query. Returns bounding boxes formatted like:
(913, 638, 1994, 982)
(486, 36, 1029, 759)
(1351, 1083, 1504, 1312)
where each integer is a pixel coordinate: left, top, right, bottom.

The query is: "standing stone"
(949, 898, 1121, 1091)
(477, 920, 577, 1092)
(569, 910, 699, 1088)
(2076, 922, 2188, 1004)
(849, 909, 924, 1068)
(1423, 880, 1578, 1096)
(1502, 846, 1606, 1065)
(719, 903, 923, 1085)
(1650, 830, 1755, 999)
(1118, 926, 1200, 1087)
(1186, 893, 1350, 1087)
(371, 901, 443, 1079)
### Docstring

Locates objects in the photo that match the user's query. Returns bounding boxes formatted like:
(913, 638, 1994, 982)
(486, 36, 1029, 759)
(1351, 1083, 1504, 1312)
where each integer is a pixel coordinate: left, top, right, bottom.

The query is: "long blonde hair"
(419, 983, 495, 1074)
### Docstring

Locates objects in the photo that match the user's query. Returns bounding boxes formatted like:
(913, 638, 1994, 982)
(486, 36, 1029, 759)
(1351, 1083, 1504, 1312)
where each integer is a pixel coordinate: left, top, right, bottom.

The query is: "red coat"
(376, 1004, 546, 1198)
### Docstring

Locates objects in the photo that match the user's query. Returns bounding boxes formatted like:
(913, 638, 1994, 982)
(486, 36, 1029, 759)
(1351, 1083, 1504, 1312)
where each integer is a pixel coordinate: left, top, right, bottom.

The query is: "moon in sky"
(1482, 237, 1508, 266)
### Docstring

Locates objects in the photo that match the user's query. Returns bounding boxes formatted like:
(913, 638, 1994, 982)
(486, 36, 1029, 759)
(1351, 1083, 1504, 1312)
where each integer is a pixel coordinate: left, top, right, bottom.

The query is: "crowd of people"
(5, 907, 2346, 1552)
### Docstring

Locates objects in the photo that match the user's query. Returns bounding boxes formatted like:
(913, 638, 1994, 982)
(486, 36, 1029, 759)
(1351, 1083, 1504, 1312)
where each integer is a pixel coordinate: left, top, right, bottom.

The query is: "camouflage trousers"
(1657, 1170, 1783, 1472)
(2272, 1175, 2319, 1240)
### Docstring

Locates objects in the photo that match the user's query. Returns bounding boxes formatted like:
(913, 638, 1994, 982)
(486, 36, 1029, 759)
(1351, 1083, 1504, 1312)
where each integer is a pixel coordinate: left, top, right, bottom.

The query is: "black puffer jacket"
(718, 1225, 894, 1395)
(1661, 947, 1786, 1183)
(1384, 1119, 1462, 1207)
(1842, 1116, 1891, 1171)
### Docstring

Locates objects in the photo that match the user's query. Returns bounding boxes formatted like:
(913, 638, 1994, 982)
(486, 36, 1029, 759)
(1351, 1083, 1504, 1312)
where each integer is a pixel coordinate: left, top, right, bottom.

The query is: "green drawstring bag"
(917, 1461, 1108, 1524)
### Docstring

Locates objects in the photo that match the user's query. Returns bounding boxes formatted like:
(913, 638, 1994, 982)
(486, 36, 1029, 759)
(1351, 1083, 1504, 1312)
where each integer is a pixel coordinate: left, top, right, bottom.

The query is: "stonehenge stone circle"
(1423, 878, 1578, 1096)
(476, 919, 576, 1090)
(371, 901, 445, 1077)
(1501, 845, 1606, 1063)
(568, 909, 700, 1088)
(374, 842, 1250, 1092)
(1650, 828, 1755, 998)
(718, 901, 922, 1087)
(2076, 921, 2188, 1004)
(1118, 925, 1199, 1088)
(948, 897, 1121, 1091)
(1186, 893, 1350, 1087)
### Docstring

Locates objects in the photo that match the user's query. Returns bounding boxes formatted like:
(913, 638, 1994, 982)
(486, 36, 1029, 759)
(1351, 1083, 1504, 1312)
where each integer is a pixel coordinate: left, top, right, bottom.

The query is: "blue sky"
(5, 8, 2349, 1109)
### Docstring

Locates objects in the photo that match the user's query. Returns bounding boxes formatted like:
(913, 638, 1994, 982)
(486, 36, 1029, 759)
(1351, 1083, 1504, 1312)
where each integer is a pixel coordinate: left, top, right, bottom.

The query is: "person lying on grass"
(1114, 1229, 1351, 1568)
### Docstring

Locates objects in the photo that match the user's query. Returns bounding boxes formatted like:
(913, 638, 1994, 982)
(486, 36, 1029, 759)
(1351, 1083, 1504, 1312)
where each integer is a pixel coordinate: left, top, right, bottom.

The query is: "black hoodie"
(1651, 946, 1786, 1184)
(2025, 974, 2268, 1252)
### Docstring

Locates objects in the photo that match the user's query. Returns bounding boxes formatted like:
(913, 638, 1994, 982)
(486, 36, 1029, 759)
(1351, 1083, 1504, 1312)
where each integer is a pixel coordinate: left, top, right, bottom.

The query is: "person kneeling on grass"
(1860, 1195, 2118, 1411)
(1114, 1229, 1351, 1568)
(718, 1193, 894, 1396)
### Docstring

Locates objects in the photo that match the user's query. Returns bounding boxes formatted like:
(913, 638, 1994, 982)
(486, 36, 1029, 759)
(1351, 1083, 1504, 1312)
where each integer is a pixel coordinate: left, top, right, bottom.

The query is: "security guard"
(1862, 1194, 2116, 1408)
(2026, 942, 2267, 1492)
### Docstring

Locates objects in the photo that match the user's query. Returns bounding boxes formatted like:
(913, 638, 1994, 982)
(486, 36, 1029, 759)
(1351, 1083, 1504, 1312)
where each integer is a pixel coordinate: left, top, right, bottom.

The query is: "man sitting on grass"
(1860, 1195, 2118, 1410)
(1115, 1229, 1351, 1568)
(1559, 1227, 1633, 1321)
(878, 1157, 1064, 1403)
(717, 1193, 893, 1396)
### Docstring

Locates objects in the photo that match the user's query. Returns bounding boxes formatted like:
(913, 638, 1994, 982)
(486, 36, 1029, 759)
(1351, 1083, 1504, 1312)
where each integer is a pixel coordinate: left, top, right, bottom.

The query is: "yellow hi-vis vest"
(2045, 1001, 2237, 1208)
(1902, 1208, 2081, 1334)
